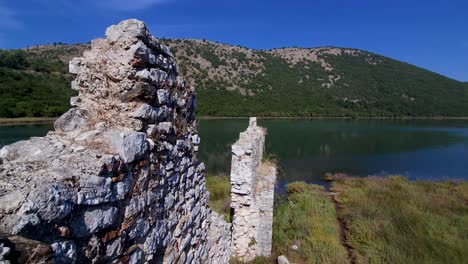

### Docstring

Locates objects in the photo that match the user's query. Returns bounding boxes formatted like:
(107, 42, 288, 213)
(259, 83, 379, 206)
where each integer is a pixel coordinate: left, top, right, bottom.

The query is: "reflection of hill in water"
(263, 119, 466, 157)
(0, 124, 52, 147)
(197, 119, 468, 180)
(1, 119, 467, 183)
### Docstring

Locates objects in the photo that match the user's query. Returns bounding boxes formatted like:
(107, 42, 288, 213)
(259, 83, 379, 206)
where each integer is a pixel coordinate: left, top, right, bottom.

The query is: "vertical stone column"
(230, 117, 277, 261)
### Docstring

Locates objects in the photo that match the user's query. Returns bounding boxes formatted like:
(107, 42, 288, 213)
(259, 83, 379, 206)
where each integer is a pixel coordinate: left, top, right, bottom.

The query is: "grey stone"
(0, 136, 65, 162)
(70, 96, 81, 106)
(155, 54, 174, 71)
(71, 206, 118, 237)
(54, 108, 88, 133)
(0, 242, 10, 263)
(128, 247, 144, 264)
(106, 131, 148, 163)
(190, 134, 201, 145)
(230, 117, 276, 261)
(17, 184, 76, 223)
(157, 122, 173, 134)
(135, 69, 150, 81)
(277, 255, 290, 264)
(121, 82, 156, 102)
(69, 57, 83, 74)
(13, 213, 40, 234)
(130, 41, 155, 65)
(155, 106, 172, 121)
(148, 68, 168, 86)
(76, 176, 113, 205)
(105, 19, 148, 43)
(52, 240, 77, 264)
(156, 89, 169, 105)
(105, 237, 123, 259)
(131, 104, 157, 120)
(0, 191, 26, 214)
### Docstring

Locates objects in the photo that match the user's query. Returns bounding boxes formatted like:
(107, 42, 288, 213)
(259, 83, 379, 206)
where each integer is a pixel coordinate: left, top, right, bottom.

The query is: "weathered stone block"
(54, 108, 88, 133)
(106, 131, 149, 163)
(71, 206, 118, 237)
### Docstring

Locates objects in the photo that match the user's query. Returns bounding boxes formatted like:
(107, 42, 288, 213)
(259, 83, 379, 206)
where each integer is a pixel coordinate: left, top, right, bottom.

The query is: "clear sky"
(2, 0, 467, 81)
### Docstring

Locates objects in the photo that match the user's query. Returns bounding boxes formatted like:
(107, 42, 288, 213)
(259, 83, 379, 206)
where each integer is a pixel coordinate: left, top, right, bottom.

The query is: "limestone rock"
(54, 108, 88, 133)
(105, 19, 148, 43)
(0, 18, 232, 264)
(277, 255, 290, 264)
(69, 58, 83, 74)
(105, 131, 148, 163)
(16, 183, 76, 225)
(230, 117, 277, 261)
(71, 206, 118, 237)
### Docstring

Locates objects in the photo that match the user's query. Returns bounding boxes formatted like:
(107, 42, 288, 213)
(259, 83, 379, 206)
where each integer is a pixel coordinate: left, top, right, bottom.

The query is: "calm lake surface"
(1, 119, 468, 186)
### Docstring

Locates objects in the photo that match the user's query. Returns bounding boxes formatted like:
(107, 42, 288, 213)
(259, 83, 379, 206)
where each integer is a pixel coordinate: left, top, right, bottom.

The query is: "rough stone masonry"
(230, 117, 277, 262)
(0, 19, 232, 263)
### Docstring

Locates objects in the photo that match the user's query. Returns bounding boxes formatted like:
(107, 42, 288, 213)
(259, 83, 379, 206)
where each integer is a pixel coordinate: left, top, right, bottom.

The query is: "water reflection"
(1, 119, 467, 185)
(0, 124, 53, 147)
(198, 119, 468, 185)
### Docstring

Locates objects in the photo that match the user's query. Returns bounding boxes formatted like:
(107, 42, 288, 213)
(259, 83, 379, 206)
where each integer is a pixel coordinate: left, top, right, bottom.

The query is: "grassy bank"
(332, 176, 468, 264)
(205, 176, 348, 264)
(272, 182, 349, 264)
(206, 174, 468, 264)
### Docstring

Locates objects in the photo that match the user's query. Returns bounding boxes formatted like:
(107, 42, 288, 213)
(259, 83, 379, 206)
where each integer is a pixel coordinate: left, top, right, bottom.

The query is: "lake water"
(1, 119, 468, 186)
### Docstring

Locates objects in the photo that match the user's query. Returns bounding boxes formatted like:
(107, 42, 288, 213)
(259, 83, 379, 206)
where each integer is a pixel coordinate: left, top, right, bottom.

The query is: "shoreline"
(200, 116, 468, 120)
(0, 117, 56, 126)
(1, 116, 468, 125)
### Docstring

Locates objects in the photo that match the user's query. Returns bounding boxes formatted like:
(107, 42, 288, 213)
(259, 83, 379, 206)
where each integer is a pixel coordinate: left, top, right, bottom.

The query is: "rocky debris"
(0, 19, 230, 263)
(230, 117, 277, 261)
(277, 255, 290, 264)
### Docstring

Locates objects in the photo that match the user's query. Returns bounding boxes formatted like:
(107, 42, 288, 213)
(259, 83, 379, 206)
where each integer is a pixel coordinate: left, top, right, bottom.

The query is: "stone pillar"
(230, 117, 277, 261)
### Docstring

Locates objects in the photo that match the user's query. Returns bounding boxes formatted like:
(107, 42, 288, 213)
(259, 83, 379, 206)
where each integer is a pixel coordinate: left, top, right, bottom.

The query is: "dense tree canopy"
(1, 41, 468, 118)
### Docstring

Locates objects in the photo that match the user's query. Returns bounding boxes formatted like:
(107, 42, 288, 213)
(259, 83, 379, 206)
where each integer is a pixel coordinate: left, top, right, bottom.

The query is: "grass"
(331, 176, 468, 264)
(205, 176, 349, 264)
(271, 182, 349, 264)
(206, 173, 468, 264)
(205, 174, 231, 222)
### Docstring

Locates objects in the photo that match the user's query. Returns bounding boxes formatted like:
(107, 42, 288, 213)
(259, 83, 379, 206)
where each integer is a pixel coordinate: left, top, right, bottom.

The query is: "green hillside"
(0, 45, 79, 117)
(0, 40, 467, 118)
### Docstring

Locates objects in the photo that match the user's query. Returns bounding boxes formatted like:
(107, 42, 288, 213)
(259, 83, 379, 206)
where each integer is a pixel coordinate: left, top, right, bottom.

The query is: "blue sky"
(1, 0, 467, 81)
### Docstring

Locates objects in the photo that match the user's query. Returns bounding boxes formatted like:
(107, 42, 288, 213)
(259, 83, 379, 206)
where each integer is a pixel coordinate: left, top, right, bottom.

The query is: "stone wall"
(0, 19, 230, 264)
(230, 118, 277, 261)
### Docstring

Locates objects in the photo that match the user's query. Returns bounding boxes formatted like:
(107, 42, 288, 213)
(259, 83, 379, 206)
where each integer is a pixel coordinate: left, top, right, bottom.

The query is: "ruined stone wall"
(0, 19, 230, 264)
(230, 118, 277, 261)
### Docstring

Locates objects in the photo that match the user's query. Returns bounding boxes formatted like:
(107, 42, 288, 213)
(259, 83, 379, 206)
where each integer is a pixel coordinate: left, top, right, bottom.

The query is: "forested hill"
(1, 40, 467, 118)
